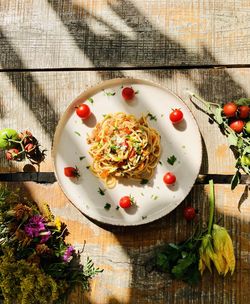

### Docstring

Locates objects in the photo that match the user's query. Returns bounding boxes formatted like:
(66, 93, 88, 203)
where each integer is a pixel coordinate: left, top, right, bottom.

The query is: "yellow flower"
(199, 234, 217, 274)
(54, 217, 61, 231)
(212, 224, 235, 276)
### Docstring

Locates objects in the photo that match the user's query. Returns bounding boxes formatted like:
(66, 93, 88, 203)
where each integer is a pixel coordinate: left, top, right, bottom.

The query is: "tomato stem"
(188, 91, 220, 107)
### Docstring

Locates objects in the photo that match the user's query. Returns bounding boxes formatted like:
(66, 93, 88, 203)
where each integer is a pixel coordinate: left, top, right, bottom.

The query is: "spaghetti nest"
(87, 112, 161, 188)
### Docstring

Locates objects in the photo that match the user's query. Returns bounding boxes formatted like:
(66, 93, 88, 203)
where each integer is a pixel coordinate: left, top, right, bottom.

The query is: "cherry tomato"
(119, 196, 133, 208)
(223, 102, 237, 118)
(76, 104, 91, 119)
(163, 172, 176, 185)
(245, 121, 250, 134)
(122, 87, 135, 101)
(169, 109, 183, 124)
(5, 148, 20, 160)
(183, 206, 196, 221)
(64, 167, 80, 177)
(229, 120, 244, 133)
(238, 106, 249, 119)
(0, 128, 19, 149)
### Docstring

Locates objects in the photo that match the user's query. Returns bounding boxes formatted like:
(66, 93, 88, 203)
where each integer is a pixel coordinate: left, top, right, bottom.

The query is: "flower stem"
(208, 179, 215, 235)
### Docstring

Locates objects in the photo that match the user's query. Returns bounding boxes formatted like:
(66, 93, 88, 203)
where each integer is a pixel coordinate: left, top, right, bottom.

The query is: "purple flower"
(40, 230, 51, 244)
(63, 245, 75, 262)
(24, 215, 45, 238)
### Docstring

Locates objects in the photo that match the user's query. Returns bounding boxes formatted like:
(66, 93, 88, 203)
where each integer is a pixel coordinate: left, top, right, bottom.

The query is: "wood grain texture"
(3, 181, 249, 304)
(0, 68, 249, 175)
(1, 0, 250, 69)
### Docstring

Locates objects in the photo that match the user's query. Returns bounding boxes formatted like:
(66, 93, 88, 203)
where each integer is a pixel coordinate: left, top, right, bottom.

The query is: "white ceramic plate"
(53, 78, 202, 226)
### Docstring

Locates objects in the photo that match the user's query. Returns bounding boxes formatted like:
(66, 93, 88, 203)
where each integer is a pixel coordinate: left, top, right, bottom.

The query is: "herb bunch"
(188, 92, 250, 189)
(0, 186, 102, 304)
(150, 180, 235, 285)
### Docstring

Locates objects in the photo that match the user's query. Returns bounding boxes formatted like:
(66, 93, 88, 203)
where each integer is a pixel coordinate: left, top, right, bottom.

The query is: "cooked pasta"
(87, 112, 161, 188)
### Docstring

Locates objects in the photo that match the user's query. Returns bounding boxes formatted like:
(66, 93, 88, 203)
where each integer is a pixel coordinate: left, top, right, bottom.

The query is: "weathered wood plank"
(0, 68, 249, 175)
(1, 0, 250, 69)
(2, 182, 249, 304)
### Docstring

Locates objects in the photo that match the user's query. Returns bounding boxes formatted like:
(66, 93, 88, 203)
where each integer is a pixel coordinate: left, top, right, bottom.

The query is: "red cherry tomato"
(238, 105, 249, 119)
(183, 206, 196, 221)
(76, 104, 91, 119)
(169, 109, 183, 124)
(163, 172, 176, 185)
(5, 148, 20, 160)
(223, 102, 237, 118)
(122, 87, 135, 101)
(119, 196, 132, 208)
(64, 167, 80, 177)
(229, 120, 244, 133)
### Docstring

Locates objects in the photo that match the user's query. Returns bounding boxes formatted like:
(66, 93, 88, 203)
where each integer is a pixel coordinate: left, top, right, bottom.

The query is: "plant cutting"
(188, 92, 250, 189)
(150, 180, 235, 285)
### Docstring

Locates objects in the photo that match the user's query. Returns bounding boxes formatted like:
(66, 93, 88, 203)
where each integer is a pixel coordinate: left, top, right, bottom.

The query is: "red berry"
(5, 148, 20, 160)
(223, 102, 237, 118)
(122, 87, 135, 101)
(119, 196, 133, 208)
(64, 167, 80, 177)
(76, 104, 91, 119)
(183, 206, 196, 221)
(163, 172, 176, 185)
(229, 120, 244, 133)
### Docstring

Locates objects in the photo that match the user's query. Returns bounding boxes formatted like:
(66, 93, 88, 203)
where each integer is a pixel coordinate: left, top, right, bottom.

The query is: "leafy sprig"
(189, 91, 250, 189)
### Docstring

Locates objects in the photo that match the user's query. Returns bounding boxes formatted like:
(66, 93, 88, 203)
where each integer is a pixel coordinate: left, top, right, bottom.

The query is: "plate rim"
(52, 77, 202, 226)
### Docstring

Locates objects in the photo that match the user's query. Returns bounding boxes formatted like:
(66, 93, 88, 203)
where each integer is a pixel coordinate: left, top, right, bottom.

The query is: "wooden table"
(0, 1, 250, 303)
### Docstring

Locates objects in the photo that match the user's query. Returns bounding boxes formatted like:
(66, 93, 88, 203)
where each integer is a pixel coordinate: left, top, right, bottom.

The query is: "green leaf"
(79, 156, 86, 161)
(147, 113, 157, 121)
(214, 107, 223, 125)
(171, 253, 196, 279)
(237, 137, 244, 149)
(155, 253, 170, 272)
(140, 179, 149, 185)
(74, 131, 81, 136)
(98, 187, 106, 196)
(235, 98, 250, 106)
(87, 97, 94, 104)
(227, 132, 238, 147)
(104, 203, 111, 210)
(231, 170, 241, 190)
(243, 146, 250, 155)
(105, 91, 116, 96)
(167, 155, 177, 166)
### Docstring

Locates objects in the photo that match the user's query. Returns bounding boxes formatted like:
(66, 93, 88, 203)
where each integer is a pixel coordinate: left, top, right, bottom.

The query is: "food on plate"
(87, 112, 161, 188)
(169, 109, 183, 124)
(163, 172, 176, 185)
(122, 87, 135, 101)
(64, 166, 80, 178)
(119, 195, 135, 209)
(75, 104, 91, 119)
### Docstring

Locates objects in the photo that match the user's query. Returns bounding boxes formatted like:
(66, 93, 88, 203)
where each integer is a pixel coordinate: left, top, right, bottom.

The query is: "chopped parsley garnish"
(147, 113, 157, 121)
(98, 187, 106, 196)
(140, 179, 149, 185)
(104, 203, 111, 210)
(151, 194, 159, 200)
(105, 91, 116, 96)
(114, 126, 119, 131)
(135, 90, 139, 94)
(167, 155, 177, 166)
(141, 193, 144, 196)
(79, 156, 86, 161)
(159, 161, 163, 166)
(86, 166, 90, 169)
(116, 206, 120, 210)
(142, 215, 147, 220)
(74, 131, 81, 136)
(161, 114, 164, 117)
(88, 97, 94, 103)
